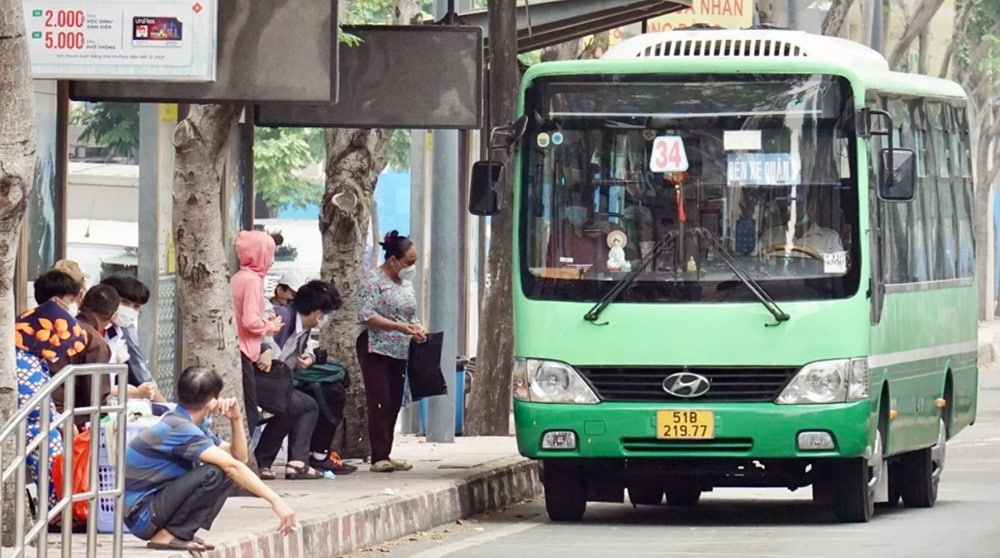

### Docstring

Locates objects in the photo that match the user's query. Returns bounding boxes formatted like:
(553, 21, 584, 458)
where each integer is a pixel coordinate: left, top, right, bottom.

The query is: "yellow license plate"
(656, 410, 715, 439)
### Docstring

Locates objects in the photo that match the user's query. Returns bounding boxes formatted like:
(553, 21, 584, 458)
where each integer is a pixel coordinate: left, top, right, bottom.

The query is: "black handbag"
(407, 331, 448, 401)
(254, 359, 295, 415)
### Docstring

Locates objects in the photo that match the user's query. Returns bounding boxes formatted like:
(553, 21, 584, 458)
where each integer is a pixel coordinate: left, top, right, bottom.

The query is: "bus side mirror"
(879, 148, 916, 202)
(469, 161, 504, 216)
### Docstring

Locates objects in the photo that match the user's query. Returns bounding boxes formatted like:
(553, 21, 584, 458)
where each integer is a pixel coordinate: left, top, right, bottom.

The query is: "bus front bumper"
(514, 399, 874, 460)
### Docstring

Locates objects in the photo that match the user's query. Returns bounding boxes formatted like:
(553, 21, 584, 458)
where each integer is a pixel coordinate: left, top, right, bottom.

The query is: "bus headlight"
(512, 358, 599, 404)
(777, 358, 868, 404)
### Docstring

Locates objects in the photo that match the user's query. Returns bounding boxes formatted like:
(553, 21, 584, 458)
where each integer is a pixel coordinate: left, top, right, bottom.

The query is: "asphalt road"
(350, 367, 1000, 558)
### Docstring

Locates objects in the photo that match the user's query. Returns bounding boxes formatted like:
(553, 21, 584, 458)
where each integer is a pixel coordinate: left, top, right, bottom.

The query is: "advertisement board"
(23, 0, 217, 80)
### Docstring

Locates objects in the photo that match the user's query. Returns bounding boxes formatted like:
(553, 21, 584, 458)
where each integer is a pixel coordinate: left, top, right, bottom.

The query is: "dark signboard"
(255, 25, 482, 129)
(70, 0, 338, 103)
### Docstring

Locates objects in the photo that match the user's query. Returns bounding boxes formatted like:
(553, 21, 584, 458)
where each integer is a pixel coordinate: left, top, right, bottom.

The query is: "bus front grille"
(621, 437, 754, 454)
(578, 367, 797, 403)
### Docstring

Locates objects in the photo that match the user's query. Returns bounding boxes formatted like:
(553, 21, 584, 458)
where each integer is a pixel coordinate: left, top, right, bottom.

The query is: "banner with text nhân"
(612, 0, 753, 44)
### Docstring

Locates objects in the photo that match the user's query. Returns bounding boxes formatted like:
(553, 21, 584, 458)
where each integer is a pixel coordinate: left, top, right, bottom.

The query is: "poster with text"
(611, 0, 754, 45)
(23, 0, 217, 80)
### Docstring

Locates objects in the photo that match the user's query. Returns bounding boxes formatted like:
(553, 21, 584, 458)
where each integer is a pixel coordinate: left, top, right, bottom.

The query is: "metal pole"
(137, 105, 160, 376)
(425, 0, 461, 443)
(401, 131, 427, 435)
(871, 0, 884, 54)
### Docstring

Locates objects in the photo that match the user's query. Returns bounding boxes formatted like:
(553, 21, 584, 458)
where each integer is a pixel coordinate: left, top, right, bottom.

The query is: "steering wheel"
(761, 243, 824, 261)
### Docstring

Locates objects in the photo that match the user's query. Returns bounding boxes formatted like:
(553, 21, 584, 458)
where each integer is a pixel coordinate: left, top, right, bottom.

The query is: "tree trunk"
(918, 31, 930, 74)
(172, 104, 243, 439)
(319, 128, 390, 459)
(821, 0, 855, 36)
(540, 40, 578, 62)
(0, 0, 36, 545)
(319, 0, 418, 460)
(973, 103, 1000, 319)
(466, 0, 518, 436)
(888, 0, 947, 69)
(756, 0, 783, 27)
(579, 31, 610, 60)
(938, 0, 978, 78)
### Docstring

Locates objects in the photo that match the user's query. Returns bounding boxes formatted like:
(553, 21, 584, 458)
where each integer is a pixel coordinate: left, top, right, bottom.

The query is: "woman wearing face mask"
(357, 230, 426, 473)
(14, 301, 89, 507)
(254, 280, 345, 480)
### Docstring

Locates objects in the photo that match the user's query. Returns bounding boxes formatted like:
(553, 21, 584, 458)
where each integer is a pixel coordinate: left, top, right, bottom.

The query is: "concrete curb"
(161, 457, 541, 558)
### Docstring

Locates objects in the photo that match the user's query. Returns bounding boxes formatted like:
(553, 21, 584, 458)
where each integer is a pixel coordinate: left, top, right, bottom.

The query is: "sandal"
(259, 468, 276, 481)
(147, 537, 207, 551)
(388, 458, 412, 471)
(193, 536, 216, 550)
(285, 462, 323, 480)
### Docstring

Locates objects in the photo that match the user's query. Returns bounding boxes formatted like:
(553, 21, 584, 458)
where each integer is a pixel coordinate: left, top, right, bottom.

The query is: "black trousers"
(254, 390, 319, 468)
(356, 331, 407, 463)
(303, 383, 346, 454)
(139, 465, 233, 541)
(240, 354, 259, 432)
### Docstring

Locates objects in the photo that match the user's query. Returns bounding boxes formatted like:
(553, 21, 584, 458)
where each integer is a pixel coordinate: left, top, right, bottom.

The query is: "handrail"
(0, 362, 129, 558)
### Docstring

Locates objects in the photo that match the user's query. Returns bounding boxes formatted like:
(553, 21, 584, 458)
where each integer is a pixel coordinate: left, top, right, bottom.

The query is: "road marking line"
(410, 521, 541, 558)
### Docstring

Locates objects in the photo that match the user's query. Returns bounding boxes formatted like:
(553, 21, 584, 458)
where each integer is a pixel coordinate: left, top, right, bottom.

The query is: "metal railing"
(0, 363, 128, 558)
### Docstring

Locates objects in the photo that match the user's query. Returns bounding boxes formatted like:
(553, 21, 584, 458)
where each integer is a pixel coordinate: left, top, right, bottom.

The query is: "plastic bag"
(52, 428, 91, 521)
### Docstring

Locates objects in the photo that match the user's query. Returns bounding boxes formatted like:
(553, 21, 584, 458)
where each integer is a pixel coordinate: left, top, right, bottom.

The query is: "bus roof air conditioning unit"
(603, 29, 890, 72)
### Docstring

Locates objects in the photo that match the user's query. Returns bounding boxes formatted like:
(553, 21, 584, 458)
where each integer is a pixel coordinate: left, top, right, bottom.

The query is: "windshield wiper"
(691, 227, 790, 327)
(583, 231, 678, 325)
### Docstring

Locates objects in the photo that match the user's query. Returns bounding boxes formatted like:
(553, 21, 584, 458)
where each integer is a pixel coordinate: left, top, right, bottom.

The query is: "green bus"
(470, 29, 978, 523)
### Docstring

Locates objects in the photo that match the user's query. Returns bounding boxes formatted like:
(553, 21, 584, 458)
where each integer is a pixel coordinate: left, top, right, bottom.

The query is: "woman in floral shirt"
(14, 301, 89, 507)
(357, 230, 427, 473)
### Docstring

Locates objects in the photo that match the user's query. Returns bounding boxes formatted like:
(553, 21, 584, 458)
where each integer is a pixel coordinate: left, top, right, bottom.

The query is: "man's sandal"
(259, 468, 276, 481)
(146, 537, 207, 551)
(285, 463, 323, 480)
(193, 537, 216, 550)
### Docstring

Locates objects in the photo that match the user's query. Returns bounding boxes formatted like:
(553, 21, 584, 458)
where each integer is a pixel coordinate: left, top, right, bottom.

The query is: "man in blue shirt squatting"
(124, 365, 297, 552)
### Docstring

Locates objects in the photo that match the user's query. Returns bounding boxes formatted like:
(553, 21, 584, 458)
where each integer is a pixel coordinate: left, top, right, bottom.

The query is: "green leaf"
(254, 127, 326, 211)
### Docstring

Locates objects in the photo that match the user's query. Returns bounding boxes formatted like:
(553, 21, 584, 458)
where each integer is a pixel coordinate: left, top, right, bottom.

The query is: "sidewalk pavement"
(45, 436, 539, 558)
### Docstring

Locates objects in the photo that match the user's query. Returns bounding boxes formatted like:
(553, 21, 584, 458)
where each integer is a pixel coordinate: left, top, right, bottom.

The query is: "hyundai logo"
(662, 372, 711, 398)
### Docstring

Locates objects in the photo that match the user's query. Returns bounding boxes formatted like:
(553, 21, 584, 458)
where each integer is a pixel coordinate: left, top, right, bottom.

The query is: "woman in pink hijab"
(230, 230, 283, 431)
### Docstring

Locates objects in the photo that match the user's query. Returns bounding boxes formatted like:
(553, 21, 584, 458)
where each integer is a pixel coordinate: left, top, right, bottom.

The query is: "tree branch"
(821, 0, 856, 37)
(888, 0, 947, 69)
(940, 0, 980, 77)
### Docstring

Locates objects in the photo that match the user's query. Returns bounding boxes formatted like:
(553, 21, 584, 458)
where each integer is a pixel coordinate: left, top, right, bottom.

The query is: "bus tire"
(900, 417, 946, 508)
(885, 462, 902, 507)
(833, 426, 881, 523)
(665, 487, 701, 507)
(543, 463, 586, 522)
(628, 486, 664, 506)
(833, 457, 874, 522)
(812, 475, 835, 506)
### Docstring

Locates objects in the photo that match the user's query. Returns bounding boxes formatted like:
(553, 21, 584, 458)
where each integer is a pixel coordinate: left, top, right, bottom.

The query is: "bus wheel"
(811, 475, 835, 506)
(665, 487, 701, 507)
(833, 429, 881, 522)
(628, 485, 664, 506)
(899, 417, 946, 508)
(543, 463, 586, 522)
(884, 462, 902, 508)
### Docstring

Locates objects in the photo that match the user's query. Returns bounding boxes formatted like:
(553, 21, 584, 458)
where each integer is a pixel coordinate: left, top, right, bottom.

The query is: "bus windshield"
(519, 73, 861, 303)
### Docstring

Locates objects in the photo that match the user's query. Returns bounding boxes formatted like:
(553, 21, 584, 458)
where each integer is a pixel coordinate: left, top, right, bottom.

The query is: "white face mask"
(66, 302, 79, 317)
(114, 305, 139, 328)
(565, 205, 589, 227)
(398, 265, 417, 282)
(317, 313, 331, 328)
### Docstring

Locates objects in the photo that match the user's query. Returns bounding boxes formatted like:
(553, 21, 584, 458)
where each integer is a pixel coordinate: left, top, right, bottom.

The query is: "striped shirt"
(124, 407, 222, 534)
